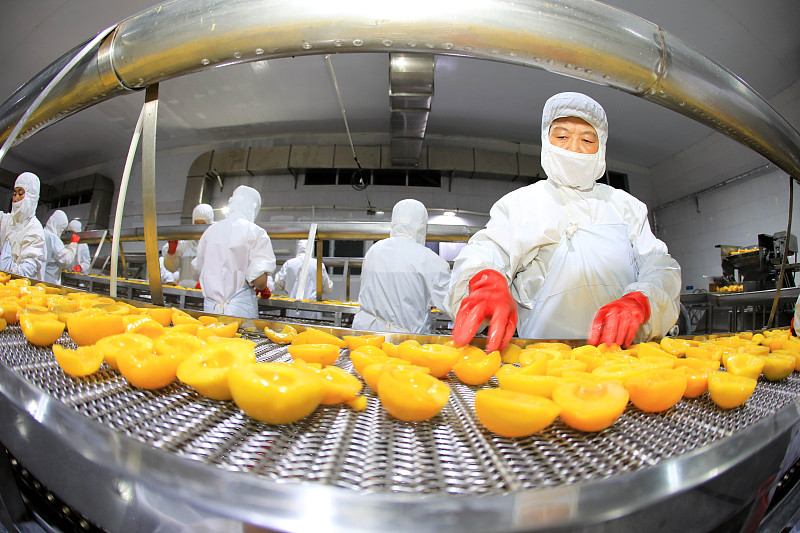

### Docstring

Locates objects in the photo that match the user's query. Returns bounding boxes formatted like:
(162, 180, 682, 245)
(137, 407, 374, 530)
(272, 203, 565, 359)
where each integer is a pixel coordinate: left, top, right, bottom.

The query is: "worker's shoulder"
(492, 180, 555, 209)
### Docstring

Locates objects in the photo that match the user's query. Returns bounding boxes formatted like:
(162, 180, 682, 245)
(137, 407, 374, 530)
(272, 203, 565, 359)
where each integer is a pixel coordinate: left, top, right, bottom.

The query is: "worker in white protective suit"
(275, 239, 333, 300)
(42, 210, 80, 284)
(0, 172, 45, 279)
(193, 186, 275, 318)
(443, 92, 681, 351)
(274, 239, 334, 319)
(65, 219, 91, 273)
(162, 203, 214, 288)
(352, 199, 451, 334)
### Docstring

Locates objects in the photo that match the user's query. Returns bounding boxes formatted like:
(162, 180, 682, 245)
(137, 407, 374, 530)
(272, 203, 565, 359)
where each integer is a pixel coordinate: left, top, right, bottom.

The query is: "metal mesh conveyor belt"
(2, 324, 800, 497)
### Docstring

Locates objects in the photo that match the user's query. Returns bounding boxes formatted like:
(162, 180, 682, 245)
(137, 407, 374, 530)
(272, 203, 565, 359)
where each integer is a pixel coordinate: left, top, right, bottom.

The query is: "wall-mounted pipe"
(0, 0, 798, 178)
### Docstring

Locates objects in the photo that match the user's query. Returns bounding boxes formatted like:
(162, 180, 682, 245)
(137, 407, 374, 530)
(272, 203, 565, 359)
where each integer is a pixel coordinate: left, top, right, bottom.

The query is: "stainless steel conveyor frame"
(2, 1, 800, 531)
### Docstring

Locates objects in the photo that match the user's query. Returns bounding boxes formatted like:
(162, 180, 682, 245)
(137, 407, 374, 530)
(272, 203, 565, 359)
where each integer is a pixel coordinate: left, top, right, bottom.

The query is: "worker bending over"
(353, 199, 451, 334)
(42, 210, 79, 284)
(0, 172, 45, 279)
(193, 186, 275, 318)
(163, 203, 214, 287)
(444, 92, 681, 351)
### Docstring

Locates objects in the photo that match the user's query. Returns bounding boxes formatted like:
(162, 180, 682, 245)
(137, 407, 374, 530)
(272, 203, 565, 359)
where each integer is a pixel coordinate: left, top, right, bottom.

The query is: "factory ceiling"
(1, 0, 799, 184)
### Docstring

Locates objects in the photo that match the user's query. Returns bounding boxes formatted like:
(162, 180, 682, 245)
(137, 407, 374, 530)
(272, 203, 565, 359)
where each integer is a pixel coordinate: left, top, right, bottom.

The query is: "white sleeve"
(620, 196, 682, 340)
(245, 228, 277, 285)
(78, 243, 91, 271)
(442, 196, 519, 319)
(57, 241, 77, 269)
(13, 226, 46, 279)
(427, 256, 452, 313)
(273, 262, 288, 291)
(321, 263, 334, 294)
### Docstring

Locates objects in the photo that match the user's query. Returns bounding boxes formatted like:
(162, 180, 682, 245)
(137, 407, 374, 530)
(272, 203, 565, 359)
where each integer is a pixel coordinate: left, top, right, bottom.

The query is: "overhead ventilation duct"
(389, 54, 434, 168)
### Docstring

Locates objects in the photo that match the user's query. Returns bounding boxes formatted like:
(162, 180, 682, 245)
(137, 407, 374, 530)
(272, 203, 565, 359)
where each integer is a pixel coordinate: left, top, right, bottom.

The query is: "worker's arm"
(57, 237, 77, 269)
(321, 263, 334, 294)
(444, 196, 527, 352)
(77, 243, 91, 272)
(246, 227, 277, 289)
(162, 241, 183, 273)
(619, 195, 681, 342)
(252, 272, 269, 291)
(3, 228, 45, 279)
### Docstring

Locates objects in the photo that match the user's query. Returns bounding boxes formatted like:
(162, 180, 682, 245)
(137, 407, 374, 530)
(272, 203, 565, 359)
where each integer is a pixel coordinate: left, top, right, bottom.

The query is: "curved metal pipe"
(0, 0, 798, 180)
(71, 221, 481, 244)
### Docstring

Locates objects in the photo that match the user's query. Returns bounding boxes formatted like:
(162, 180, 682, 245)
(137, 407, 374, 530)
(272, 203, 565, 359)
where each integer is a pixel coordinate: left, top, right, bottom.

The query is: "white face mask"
(541, 140, 606, 191)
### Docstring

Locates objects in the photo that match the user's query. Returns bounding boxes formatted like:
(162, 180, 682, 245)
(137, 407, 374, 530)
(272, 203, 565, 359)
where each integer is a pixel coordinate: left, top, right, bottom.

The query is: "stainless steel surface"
(111, 105, 146, 298)
(0, 0, 798, 181)
(71, 221, 481, 244)
(390, 53, 434, 166)
(0, 311, 798, 531)
(0, 26, 115, 165)
(142, 84, 163, 307)
(709, 287, 800, 307)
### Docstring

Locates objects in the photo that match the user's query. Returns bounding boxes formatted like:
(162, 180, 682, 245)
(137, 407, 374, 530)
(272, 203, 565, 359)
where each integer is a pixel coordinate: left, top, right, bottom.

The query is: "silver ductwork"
(389, 54, 434, 167)
(0, 0, 797, 182)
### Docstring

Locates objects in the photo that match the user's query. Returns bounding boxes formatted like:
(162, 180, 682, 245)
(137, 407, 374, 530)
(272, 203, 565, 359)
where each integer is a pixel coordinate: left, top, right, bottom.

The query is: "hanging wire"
(324, 55, 367, 191)
(766, 174, 795, 328)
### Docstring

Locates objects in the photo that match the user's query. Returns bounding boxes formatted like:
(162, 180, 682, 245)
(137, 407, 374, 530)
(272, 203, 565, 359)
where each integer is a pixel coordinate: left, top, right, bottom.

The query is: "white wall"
(648, 79, 800, 293)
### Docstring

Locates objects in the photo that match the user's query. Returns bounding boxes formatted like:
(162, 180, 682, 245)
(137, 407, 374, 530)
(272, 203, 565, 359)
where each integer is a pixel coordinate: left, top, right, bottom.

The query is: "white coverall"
(442, 92, 681, 343)
(162, 203, 214, 287)
(352, 199, 451, 334)
(274, 239, 334, 320)
(193, 186, 276, 318)
(0, 172, 45, 280)
(274, 239, 334, 300)
(42, 210, 78, 284)
(65, 219, 91, 272)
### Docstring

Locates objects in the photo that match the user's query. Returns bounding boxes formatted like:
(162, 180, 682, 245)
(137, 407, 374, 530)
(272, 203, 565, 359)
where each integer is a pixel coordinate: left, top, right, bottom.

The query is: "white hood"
(192, 203, 215, 224)
(540, 92, 608, 190)
(296, 239, 308, 257)
(67, 219, 82, 233)
(12, 172, 40, 225)
(227, 186, 261, 223)
(45, 210, 69, 236)
(390, 199, 428, 245)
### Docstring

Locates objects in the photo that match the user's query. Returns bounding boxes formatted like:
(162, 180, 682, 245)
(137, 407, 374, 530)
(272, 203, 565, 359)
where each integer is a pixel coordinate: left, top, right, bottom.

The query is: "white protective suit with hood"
(274, 239, 333, 300)
(65, 219, 91, 272)
(193, 186, 275, 318)
(352, 199, 451, 334)
(442, 92, 681, 343)
(0, 172, 45, 279)
(42, 210, 79, 284)
(162, 203, 214, 287)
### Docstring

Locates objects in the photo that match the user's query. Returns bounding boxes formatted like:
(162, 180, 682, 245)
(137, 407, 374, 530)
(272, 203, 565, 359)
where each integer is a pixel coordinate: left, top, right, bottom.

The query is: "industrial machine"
(718, 232, 799, 292)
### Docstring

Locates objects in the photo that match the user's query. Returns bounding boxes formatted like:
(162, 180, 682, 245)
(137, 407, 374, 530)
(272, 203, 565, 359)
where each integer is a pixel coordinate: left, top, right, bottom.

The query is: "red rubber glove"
(72, 265, 82, 273)
(791, 317, 796, 337)
(255, 286, 271, 299)
(195, 281, 201, 290)
(452, 269, 517, 353)
(588, 291, 651, 348)
(167, 240, 179, 254)
(70, 233, 80, 244)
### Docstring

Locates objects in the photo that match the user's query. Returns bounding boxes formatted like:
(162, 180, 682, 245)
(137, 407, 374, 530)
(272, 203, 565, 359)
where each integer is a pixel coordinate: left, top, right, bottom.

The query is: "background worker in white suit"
(352, 199, 451, 334)
(163, 203, 214, 288)
(193, 186, 275, 318)
(42, 210, 79, 284)
(65, 219, 91, 273)
(0, 172, 45, 279)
